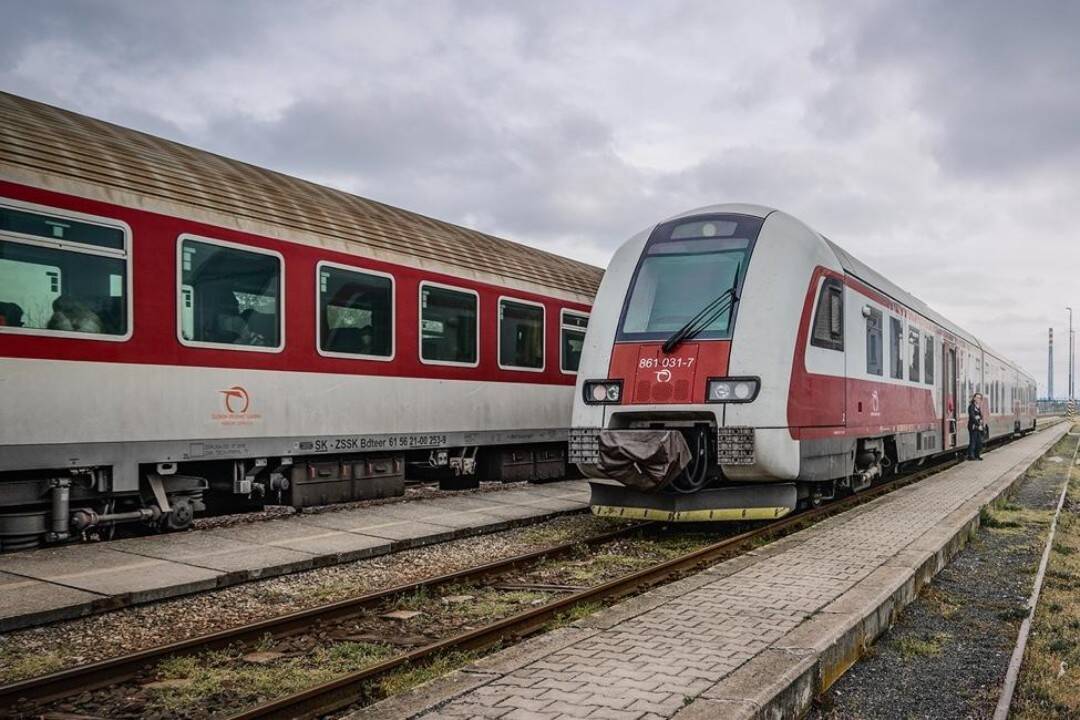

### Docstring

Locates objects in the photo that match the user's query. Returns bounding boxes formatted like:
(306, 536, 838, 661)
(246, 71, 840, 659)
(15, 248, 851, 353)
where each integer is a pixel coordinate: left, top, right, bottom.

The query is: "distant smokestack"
(1049, 328, 1054, 400)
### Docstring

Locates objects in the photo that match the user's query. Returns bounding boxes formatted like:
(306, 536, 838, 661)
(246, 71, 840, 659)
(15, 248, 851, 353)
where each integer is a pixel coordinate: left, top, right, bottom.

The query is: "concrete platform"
(351, 423, 1070, 720)
(0, 480, 589, 632)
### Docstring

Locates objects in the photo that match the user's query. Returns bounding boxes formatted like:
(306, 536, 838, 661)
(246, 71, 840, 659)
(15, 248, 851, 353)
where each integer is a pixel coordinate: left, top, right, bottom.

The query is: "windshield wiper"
(661, 268, 741, 354)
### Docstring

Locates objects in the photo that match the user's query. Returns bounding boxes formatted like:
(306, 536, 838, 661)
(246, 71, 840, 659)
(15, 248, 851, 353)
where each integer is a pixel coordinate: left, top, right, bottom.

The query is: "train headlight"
(583, 380, 622, 405)
(706, 377, 760, 403)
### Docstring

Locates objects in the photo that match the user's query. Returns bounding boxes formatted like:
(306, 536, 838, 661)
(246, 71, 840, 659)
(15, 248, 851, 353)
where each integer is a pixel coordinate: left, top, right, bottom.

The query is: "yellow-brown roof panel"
(0, 91, 603, 298)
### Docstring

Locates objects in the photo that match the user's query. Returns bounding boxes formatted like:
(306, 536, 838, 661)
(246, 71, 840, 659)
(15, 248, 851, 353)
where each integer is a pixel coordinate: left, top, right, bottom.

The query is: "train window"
(924, 335, 935, 385)
(908, 328, 921, 382)
(419, 282, 478, 366)
(317, 262, 393, 360)
(560, 310, 589, 374)
(865, 307, 883, 376)
(498, 298, 544, 371)
(0, 201, 130, 340)
(889, 317, 903, 379)
(178, 236, 283, 351)
(617, 219, 754, 342)
(810, 278, 844, 351)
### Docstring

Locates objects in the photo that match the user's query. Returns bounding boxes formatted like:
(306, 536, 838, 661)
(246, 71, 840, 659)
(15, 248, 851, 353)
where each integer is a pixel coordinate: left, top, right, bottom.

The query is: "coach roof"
(0, 91, 602, 299)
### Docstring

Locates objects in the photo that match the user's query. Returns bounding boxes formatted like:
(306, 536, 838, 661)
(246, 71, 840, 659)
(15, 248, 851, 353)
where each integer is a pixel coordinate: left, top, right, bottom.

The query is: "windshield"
(617, 215, 760, 342)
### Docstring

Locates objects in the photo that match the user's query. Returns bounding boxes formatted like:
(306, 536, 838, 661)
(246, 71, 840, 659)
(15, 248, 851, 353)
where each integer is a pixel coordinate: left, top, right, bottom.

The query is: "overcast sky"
(2, 1, 1078, 395)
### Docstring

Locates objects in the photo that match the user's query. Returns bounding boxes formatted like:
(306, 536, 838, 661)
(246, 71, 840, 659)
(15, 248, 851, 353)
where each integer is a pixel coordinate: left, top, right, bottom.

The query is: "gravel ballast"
(0, 513, 621, 684)
(810, 434, 1078, 720)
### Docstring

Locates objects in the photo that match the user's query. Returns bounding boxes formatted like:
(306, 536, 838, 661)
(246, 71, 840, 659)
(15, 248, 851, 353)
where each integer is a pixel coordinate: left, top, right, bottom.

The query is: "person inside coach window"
(967, 392, 985, 461)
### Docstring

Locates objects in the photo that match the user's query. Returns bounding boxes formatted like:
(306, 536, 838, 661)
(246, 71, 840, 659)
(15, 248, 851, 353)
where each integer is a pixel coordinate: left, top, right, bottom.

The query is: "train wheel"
(161, 496, 195, 532)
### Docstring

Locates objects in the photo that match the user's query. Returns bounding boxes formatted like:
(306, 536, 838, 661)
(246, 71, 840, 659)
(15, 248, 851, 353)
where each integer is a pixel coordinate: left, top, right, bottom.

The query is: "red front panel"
(607, 341, 731, 404)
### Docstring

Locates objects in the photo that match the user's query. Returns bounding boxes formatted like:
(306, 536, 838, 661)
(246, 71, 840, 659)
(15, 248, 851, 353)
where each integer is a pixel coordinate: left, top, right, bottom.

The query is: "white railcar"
(0, 92, 601, 550)
(571, 205, 1037, 520)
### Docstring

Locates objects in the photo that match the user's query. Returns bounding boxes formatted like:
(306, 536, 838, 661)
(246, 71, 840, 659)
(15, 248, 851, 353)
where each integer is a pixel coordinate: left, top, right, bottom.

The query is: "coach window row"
(181, 236, 589, 371)
(0, 202, 589, 372)
(862, 305, 935, 387)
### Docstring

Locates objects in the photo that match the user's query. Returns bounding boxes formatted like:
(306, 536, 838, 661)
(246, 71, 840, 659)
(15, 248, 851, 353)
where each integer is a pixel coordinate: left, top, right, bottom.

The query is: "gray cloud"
(1, 0, 1077, 393)
(840, 0, 1080, 178)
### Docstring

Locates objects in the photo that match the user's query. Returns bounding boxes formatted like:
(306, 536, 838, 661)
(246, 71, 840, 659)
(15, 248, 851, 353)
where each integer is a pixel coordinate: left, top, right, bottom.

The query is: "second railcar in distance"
(571, 204, 1037, 520)
(0, 92, 602, 551)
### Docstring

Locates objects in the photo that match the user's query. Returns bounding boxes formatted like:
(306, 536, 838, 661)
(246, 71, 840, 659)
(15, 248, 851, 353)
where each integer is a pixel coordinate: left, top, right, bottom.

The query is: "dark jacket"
(967, 401, 983, 433)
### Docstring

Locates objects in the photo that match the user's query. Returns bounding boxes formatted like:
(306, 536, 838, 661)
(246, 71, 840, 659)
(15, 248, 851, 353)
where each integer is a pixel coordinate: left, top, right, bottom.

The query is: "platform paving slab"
(0, 479, 589, 632)
(0, 571, 105, 628)
(0, 543, 222, 608)
(203, 517, 392, 562)
(352, 424, 1068, 720)
(108, 531, 316, 580)
(292, 509, 462, 546)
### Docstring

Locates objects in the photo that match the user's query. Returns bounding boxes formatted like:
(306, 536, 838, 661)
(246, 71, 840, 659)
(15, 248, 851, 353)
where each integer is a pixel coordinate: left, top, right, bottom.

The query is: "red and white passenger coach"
(0, 92, 601, 550)
(571, 205, 1037, 520)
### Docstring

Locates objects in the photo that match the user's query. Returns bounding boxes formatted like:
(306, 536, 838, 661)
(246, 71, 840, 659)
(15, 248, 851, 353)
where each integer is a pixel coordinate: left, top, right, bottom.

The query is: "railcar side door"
(943, 344, 958, 448)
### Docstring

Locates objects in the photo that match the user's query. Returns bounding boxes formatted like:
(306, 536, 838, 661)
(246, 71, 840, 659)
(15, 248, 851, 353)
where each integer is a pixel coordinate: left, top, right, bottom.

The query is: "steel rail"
(227, 457, 964, 720)
(0, 522, 646, 708)
(7, 426, 1044, 716)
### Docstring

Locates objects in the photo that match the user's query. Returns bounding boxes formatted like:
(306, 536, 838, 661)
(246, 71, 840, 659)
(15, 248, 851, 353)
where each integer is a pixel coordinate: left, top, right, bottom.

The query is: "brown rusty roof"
(0, 91, 603, 298)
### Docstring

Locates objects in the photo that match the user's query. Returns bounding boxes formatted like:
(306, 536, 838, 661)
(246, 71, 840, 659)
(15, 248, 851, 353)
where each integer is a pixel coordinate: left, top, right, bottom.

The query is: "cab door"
(943, 344, 958, 448)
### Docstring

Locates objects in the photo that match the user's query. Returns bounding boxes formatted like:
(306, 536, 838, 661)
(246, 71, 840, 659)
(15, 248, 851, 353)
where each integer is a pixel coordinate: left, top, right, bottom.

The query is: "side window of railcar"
(0, 203, 129, 338)
(889, 317, 903, 379)
(865, 307, 883, 376)
(560, 310, 589, 374)
(419, 283, 478, 366)
(179, 237, 282, 350)
(810, 278, 844, 351)
(317, 264, 393, 359)
(498, 298, 544, 370)
(908, 328, 921, 382)
(924, 335, 934, 385)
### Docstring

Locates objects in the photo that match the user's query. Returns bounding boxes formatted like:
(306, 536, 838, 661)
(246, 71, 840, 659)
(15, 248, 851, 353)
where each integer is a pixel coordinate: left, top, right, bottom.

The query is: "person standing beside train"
(967, 392, 985, 460)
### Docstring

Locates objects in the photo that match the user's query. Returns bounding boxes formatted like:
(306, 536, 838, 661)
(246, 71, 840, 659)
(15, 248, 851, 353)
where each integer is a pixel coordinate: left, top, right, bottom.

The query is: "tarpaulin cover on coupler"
(596, 429, 692, 492)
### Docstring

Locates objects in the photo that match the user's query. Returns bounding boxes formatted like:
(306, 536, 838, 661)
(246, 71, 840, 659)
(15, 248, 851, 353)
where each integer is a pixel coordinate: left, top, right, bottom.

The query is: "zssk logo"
(654, 368, 672, 383)
(219, 385, 251, 414)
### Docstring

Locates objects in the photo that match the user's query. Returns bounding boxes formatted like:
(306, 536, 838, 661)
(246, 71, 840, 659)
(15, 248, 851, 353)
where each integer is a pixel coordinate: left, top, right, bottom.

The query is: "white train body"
(571, 204, 1037, 518)
(0, 92, 600, 550)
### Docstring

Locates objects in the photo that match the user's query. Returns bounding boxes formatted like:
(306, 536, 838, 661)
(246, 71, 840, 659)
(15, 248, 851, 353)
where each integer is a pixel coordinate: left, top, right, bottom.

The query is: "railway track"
(2, 437, 1031, 720)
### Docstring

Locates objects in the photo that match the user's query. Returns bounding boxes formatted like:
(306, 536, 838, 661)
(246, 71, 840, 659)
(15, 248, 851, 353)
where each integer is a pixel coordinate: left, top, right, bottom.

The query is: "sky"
(1, 0, 1078, 396)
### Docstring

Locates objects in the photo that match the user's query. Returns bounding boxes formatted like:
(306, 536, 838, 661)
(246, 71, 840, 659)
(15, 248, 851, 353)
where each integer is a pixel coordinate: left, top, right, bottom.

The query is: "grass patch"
(545, 600, 603, 631)
(999, 606, 1031, 621)
(560, 552, 649, 584)
(981, 506, 1023, 529)
(305, 578, 368, 604)
(378, 650, 476, 696)
(0, 645, 67, 682)
(923, 586, 962, 619)
(391, 587, 432, 611)
(896, 632, 950, 659)
(147, 641, 394, 714)
(451, 588, 550, 622)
